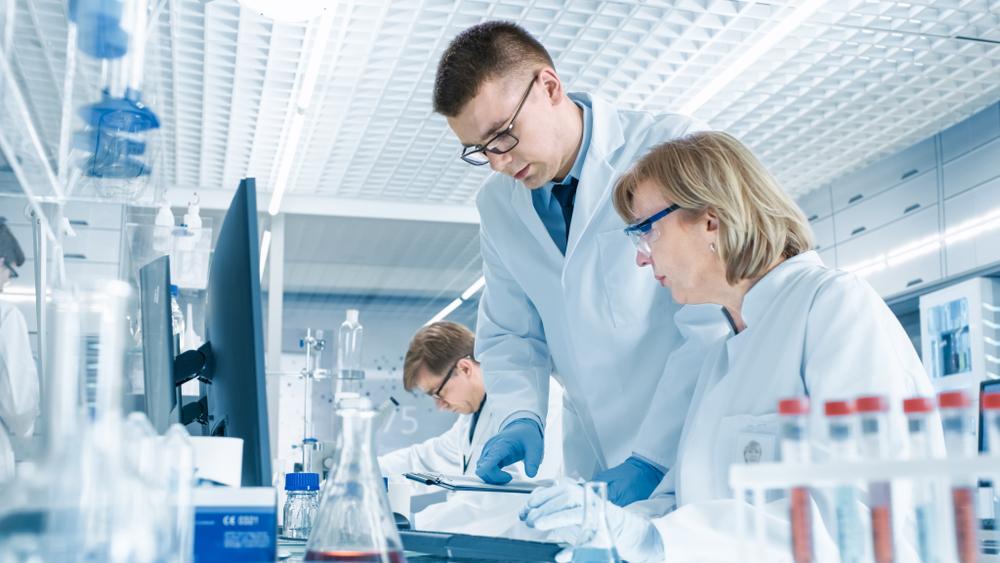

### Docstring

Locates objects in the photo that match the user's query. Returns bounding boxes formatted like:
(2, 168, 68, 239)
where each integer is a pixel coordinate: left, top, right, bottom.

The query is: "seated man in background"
(379, 321, 563, 537)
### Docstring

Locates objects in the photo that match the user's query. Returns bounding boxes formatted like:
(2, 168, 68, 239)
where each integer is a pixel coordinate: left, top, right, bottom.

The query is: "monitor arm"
(174, 341, 213, 386)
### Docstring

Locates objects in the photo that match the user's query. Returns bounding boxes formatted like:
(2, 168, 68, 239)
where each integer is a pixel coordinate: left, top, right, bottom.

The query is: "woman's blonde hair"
(613, 131, 813, 285)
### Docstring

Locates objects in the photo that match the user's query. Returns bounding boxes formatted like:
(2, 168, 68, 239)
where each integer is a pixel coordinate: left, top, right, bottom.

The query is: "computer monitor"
(204, 177, 271, 487)
(980, 379, 1000, 454)
(139, 255, 180, 433)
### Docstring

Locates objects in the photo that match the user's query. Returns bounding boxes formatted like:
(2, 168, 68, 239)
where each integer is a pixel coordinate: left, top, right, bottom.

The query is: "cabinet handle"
(906, 278, 924, 288)
(903, 203, 921, 214)
(900, 169, 919, 181)
(848, 194, 864, 204)
(851, 226, 867, 236)
(65, 253, 87, 260)
(69, 219, 89, 227)
(807, 214, 819, 222)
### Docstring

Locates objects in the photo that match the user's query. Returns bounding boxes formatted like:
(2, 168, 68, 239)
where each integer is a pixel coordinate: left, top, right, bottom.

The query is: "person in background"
(378, 321, 563, 536)
(0, 219, 40, 482)
(521, 131, 942, 562)
(433, 20, 728, 509)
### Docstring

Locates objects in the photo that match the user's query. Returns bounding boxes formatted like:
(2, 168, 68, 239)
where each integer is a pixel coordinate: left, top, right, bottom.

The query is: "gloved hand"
(519, 480, 665, 562)
(592, 455, 665, 507)
(475, 418, 544, 485)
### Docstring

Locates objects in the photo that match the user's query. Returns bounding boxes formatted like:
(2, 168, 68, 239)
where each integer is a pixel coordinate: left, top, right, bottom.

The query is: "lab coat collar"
(739, 251, 823, 330)
(511, 93, 624, 263)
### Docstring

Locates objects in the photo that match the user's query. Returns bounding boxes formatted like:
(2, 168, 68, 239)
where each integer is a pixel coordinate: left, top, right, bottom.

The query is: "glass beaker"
(571, 481, 621, 563)
(305, 396, 404, 562)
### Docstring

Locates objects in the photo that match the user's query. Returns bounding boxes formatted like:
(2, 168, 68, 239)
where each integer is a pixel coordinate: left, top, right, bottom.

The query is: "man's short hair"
(433, 21, 554, 117)
(0, 219, 25, 268)
(403, 321, 475, 392)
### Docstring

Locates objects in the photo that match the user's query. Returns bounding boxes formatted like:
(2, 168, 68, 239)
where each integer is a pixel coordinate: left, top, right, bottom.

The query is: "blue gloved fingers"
(477, 463, 513, 485)
(476, 435, 519, 484)
(507, 419, 544, 478)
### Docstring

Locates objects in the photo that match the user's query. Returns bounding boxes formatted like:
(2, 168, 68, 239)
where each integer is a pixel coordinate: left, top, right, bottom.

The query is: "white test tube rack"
(729, 455, 1000, 561)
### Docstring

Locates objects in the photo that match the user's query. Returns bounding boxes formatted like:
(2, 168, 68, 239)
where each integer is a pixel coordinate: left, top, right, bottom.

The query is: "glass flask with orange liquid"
(305, 396, 405, 562)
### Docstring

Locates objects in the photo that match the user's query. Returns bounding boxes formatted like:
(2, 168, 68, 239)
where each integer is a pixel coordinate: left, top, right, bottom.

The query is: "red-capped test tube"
(856, 395, 894, 563)
(903, 397, 940, 563)
(939, 390, 978, 563)
(984, 393, 1000, 457)
(825, 400, 865, 563)
(780, 397, 813, 563)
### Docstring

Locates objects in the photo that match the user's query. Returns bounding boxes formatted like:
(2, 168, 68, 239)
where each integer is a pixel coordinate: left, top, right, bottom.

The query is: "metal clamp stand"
(292, 328, 328, 471)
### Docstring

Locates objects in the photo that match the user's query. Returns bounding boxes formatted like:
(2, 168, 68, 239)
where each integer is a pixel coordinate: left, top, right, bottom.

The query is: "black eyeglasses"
(1, 260, 16, 280)
(460, 75, 537, 166)
(430, 355, 471, 399)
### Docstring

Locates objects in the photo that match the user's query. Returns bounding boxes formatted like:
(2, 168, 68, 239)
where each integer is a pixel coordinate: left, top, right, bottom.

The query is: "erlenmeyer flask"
(571, 482, 622, 563)
(305, 396, 404, 562)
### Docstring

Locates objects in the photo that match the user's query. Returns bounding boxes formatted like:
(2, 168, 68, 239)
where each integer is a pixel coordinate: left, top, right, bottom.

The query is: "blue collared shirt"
(532, 98, 593, 254)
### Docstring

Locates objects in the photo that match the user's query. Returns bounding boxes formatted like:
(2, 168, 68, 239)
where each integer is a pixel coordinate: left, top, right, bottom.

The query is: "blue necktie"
(551, 177, 578, 254)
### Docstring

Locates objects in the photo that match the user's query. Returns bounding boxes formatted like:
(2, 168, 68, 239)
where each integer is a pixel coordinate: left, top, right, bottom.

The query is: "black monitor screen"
(139, 255, 178, 433)
(980, 379, 1000, 453)
(205, 178, 271, 487)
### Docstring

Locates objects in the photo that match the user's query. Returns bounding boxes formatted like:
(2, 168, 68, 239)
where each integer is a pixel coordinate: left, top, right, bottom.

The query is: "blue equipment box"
(194, 487, 277, 563)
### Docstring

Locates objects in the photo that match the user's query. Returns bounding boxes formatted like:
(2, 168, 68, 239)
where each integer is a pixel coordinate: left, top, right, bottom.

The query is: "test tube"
(938, 390, 978, 563)
(856, 395, 894, 563)
(904, 396, 942, 563)
(825, 400, 866, 563)
(780, 397, 813, 563)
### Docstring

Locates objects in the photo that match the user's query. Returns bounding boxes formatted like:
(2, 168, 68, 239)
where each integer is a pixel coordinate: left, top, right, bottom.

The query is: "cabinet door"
(811, 216, 835, 252)
(941, 102, 1000, 163)
(62, 201, 124, 229)
(944, 176, 1000, 275)
(943, 136, 1000, 199)
(837, 205, 941, 297)
(796, 185, 832, 223)
(61, 228, 122, 264)
(831, 137, 936, 212)
(833, 170, 937, 245)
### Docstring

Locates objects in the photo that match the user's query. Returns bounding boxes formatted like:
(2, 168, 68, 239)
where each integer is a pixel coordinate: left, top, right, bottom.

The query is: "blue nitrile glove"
(475, 418, 544, 485)
(519, 479, 665, 562)
(592, 455, 665, 507)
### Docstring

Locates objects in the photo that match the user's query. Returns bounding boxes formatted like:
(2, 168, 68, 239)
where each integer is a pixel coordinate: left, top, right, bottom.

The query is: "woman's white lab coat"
(647, 251, 942, 562)
(0, 301, 39, 481)
(378, 381, 564, 536)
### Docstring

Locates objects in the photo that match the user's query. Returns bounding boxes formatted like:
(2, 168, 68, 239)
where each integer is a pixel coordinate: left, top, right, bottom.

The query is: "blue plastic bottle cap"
(285, 472, 320, 492)
(170, 285, 179, 296)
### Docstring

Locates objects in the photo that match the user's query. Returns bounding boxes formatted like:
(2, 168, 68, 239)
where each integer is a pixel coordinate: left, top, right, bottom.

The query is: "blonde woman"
(520, 132, 941, 562)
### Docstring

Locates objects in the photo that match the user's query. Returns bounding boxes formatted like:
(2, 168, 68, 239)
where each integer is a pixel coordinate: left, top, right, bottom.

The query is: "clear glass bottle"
(305, 396, 404, 562)
(571, 481, 621, 563)
(283, 472, 320, 540)
(336, 309, 364, 396)
(170, 284, 184, 352)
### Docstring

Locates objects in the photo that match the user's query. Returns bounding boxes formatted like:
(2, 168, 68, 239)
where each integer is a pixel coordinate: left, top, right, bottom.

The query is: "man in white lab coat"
(0, 220, 40, 482)
(433, 21, 728, 506)
(378, 321, 563, 535)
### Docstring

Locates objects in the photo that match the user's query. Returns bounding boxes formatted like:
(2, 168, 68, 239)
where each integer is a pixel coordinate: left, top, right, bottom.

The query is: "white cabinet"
(61, 228, 122, 264)
(943, 136, 1000, 199)
(797, 185, 832, 223)
(810, 216, 835, 252)
(63, 201, 124, 229)
(833, 170, 937, 245)
(940, 103, 1000, 163)
(830, 137, 937, 212)
(943, 176, 1000, 275)
(837, 205, 941, 297)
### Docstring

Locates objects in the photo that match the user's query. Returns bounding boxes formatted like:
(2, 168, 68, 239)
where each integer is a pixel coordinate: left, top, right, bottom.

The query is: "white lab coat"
(475, 92, 726, 477)
(0, 301, 40, 482)
(378, 381, 564, 536)
(645, 252, 943, 562)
